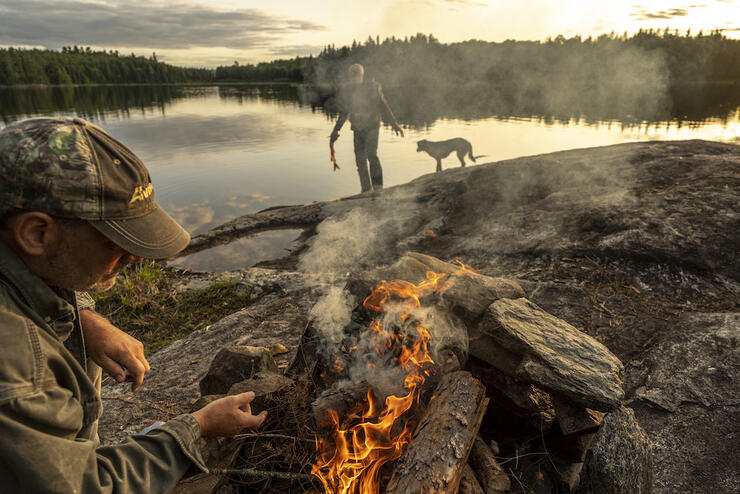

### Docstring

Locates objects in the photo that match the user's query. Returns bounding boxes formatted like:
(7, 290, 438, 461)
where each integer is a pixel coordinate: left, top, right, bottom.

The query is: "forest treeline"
(1, 29, 738, 86)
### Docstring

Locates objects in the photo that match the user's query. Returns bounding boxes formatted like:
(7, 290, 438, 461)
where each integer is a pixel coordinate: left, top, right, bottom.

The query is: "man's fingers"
(118, 354, 147, 390)
(242, 410, 267, 429)
(139, 353, 151, 374)
(99, 356, 126, 382)
(234, 391, 256, 407)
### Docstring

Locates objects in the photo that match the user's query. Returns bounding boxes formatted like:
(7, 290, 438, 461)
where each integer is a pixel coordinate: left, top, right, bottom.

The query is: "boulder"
(199, 346, 279, 396)
(576, 406, 653, 494)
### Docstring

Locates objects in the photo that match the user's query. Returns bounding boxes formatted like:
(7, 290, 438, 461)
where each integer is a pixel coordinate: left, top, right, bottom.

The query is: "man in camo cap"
(0, 117, 266, 493)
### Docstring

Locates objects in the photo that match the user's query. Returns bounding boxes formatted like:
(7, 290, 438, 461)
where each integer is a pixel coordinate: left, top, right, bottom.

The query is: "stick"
(232, 432, 315, 444)
(209, 468, 314, 481)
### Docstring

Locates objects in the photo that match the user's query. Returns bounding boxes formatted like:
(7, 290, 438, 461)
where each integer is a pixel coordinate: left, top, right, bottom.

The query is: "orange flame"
(312, 260, 475, 494)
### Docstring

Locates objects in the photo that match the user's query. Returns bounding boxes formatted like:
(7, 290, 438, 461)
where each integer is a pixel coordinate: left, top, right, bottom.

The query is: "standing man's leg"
(365, 125, 382, 190)
(353, 130, 372, 192)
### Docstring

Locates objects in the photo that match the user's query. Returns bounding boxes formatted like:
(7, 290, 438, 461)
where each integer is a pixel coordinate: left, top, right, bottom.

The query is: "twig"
(233, 432, 315, 444)
(210, 468, 314, 481)
(497, 452, 550, 465)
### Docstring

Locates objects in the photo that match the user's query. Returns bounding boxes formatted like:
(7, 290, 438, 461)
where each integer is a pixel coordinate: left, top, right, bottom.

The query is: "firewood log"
(385, 371, 489, 494)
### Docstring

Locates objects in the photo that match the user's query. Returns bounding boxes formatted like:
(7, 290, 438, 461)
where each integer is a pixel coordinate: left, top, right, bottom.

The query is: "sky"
(0, 0, 737, 67)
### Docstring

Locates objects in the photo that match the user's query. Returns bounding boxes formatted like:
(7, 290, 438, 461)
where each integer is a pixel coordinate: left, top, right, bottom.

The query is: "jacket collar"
(0, 240, 76, 339)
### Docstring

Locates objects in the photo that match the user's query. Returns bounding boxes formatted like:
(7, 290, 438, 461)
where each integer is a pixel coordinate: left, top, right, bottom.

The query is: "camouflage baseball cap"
(0, 117, 190, 258)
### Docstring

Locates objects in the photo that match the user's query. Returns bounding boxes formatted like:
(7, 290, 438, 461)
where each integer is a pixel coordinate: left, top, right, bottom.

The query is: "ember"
(311, 261, 475, 494)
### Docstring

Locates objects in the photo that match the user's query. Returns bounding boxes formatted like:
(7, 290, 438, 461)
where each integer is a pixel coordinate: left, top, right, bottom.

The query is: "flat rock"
(628, 312, 739, 494)
(98, 287, 312, 445)
(477, 297, 624, 411)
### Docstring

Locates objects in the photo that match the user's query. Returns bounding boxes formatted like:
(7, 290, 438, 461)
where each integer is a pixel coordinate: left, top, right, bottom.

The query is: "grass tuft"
(93, 261, 251, 354)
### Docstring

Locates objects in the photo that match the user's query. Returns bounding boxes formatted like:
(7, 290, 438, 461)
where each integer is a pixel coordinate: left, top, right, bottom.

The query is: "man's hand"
(393, 125, 404, 138)
(191, 392, 267, 437)
(79, 309, 150, 391)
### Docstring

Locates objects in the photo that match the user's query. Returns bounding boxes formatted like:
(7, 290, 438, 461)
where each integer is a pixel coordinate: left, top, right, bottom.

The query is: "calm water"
(1, 84, 738, 270)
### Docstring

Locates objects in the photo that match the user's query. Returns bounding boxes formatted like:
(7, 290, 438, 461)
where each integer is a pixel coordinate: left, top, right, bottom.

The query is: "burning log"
(312, 349, 460, 432)
(385, 371, 489, 494)
(312, 380, 371, 430)
(468, 436, 511, 493)
(365, 252, 525, 323)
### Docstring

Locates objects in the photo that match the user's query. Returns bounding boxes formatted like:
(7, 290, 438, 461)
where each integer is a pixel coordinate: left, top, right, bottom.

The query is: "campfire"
(312, 262, 475, 493)
(181, 252, 626, 494)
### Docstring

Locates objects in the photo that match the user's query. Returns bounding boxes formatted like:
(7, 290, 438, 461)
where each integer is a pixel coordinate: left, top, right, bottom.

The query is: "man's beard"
(46, 237, 122, 292)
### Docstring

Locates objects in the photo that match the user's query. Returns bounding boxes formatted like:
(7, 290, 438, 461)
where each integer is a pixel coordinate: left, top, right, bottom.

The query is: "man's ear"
(10, 212, 58, 257)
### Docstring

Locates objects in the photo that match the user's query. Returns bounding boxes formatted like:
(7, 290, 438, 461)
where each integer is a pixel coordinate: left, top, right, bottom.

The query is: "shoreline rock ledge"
(100, 139, 739, 494)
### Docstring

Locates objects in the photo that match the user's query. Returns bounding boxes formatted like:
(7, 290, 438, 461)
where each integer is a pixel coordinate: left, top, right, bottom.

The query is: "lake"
(1, 83, 738, 270)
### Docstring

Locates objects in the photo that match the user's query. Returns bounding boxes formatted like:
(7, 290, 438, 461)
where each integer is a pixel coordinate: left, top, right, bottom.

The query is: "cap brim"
(90, 205, 190, 259)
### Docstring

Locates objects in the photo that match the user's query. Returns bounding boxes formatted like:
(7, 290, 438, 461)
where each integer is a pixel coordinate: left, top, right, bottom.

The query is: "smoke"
(299, 207, 402, 349)
(301, 36, 672, 125)
(299, 207, 393, 277)
(308, 285, 354, 346)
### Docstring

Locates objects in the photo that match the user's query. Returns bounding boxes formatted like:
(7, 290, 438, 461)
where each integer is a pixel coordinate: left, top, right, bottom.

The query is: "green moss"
(93, 261, 250, 354)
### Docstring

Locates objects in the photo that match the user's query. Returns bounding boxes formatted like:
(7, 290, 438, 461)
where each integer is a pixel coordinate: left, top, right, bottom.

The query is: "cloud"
(0, 0, 327, 50)
(630, 7, 690, 20)
(266, 43, 327, 57)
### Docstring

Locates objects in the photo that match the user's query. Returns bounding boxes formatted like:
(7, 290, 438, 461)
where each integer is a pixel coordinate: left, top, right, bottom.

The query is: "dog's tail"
(468, 146, 486, 162)
(472, 155, 486, 161)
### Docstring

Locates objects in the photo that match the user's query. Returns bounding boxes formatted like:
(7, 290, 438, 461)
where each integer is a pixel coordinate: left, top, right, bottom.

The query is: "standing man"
(0, 117, 266, 493)
(330, 63, 404, 193)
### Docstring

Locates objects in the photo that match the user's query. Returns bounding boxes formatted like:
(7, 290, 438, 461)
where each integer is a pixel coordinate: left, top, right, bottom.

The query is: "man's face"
(46, 221, 141, 292)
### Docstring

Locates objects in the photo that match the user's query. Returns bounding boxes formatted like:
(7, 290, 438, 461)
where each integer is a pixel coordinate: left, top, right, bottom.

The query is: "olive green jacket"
(330, 80, 400, 137)
(0, 240, 206, 493)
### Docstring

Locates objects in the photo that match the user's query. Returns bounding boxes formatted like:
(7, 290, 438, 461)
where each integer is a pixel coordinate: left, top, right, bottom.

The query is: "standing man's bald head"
(348, 63, 364, 84)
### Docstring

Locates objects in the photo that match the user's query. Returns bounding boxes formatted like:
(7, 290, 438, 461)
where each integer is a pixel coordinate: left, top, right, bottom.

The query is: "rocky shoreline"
(99, 139, 739, 493)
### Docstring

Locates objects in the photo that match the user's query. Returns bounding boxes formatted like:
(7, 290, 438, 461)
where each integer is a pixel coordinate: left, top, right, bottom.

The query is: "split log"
(385, 371, 489, 494)
(468, 436, 511, 493)
(471, 298, 624, 411)
(459, 464, 485, 494)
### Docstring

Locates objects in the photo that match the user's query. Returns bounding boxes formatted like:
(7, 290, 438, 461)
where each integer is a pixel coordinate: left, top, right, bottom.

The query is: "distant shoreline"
(0, 81, 303, 89)
(2, 80, 739, 90)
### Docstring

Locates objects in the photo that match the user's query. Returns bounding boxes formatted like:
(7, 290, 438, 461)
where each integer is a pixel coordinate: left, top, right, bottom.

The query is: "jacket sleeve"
(0, 385, 207, 494)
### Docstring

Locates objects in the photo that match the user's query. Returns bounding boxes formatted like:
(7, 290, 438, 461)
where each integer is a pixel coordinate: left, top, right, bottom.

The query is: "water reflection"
(0, 85, 194, 124)
(169, 229, 302, 272)
(3, 82, 738, 129)
(215, 81, 740, 129)
(0, 83, 737, 271)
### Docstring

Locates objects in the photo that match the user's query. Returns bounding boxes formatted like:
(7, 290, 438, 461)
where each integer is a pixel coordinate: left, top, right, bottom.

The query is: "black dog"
(416, 138, 482, 172)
